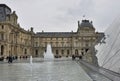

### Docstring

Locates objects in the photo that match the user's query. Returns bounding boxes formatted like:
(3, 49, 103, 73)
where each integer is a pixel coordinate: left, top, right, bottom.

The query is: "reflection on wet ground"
(0, 59, 92, 81)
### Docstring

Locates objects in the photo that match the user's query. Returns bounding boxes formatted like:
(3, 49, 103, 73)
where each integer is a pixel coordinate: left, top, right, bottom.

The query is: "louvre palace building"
(0, 4, 104, 64)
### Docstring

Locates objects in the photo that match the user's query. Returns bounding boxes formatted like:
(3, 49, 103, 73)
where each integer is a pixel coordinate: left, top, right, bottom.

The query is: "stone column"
(6, 44, 9, 56)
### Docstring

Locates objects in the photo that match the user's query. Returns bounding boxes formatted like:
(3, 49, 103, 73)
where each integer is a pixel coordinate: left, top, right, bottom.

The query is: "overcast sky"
(0, 0, 120, 32)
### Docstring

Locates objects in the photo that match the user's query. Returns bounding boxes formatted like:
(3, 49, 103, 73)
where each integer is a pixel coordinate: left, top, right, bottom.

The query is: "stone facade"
(0, 4, 104, 64)
(0, 4, 34, 59)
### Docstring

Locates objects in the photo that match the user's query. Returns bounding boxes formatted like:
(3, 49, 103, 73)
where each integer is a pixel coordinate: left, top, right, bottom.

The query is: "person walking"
(8, 55, 13, 63)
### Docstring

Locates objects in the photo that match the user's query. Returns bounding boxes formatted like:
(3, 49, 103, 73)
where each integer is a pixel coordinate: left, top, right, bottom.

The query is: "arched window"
(35, 50, 38, 56)
(25, 49, 27, 54)
(75, 49, 79, 55)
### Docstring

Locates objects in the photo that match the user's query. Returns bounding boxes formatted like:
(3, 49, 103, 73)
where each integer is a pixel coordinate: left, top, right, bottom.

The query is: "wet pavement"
(0, 59, 92, 81)
(0, 58, 113, 81)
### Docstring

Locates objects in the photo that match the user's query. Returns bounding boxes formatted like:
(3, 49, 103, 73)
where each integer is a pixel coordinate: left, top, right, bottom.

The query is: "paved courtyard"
(0, 58, 112, 81)
(0, 59, 92, 81)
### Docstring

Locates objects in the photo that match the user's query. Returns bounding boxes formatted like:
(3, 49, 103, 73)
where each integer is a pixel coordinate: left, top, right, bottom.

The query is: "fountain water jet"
(30, 55, 33, 64)
(44, 44, 54, 60)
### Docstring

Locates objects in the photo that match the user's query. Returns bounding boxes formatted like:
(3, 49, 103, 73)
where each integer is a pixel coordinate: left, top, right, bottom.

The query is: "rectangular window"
(35, 42, 38, 47)
(61, 50, 64, 55)
(56, 50, 59, 55)
(50, 42, 52, 46)
(61, 42, 64, 47)
(86, 43, 89, 47)
(67, 50, 69, 55)
(2, 25, 4, 29)
(51, 38, 52, 40)
(56, 42, 58, 47)
(1, 33, 4, 40)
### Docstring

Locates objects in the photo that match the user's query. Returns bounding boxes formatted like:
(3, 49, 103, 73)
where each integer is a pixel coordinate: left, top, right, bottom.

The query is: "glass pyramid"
(96, 16, 120, 73)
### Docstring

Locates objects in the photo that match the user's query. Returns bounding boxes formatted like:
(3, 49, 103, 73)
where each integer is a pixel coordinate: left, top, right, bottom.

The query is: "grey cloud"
(0, 0, 120, 32)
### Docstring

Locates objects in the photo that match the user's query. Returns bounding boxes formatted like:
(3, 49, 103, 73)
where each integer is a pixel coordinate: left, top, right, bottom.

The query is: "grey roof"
(35, 32, 76, 37)
(0, 4, 11, 12)
(80, 20, 93, 27)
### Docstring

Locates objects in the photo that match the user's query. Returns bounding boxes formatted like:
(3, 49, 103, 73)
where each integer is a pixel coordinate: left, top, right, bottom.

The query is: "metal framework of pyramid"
(96, 16, 120, 73)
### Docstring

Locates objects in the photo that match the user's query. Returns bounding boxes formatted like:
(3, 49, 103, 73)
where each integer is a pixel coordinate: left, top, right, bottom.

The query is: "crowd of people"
(0, 55, 29, 63)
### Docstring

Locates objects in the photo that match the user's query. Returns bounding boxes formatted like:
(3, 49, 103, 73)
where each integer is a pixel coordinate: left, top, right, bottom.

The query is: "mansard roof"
(35, 32, 76, 37)
(0, 4, 11, 12)
(80, 20, 93, 27)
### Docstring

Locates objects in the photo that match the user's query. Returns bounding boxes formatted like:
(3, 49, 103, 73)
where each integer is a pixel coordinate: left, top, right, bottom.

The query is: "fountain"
(30, 55, 33, 64)
(44, 44, 54, 60)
